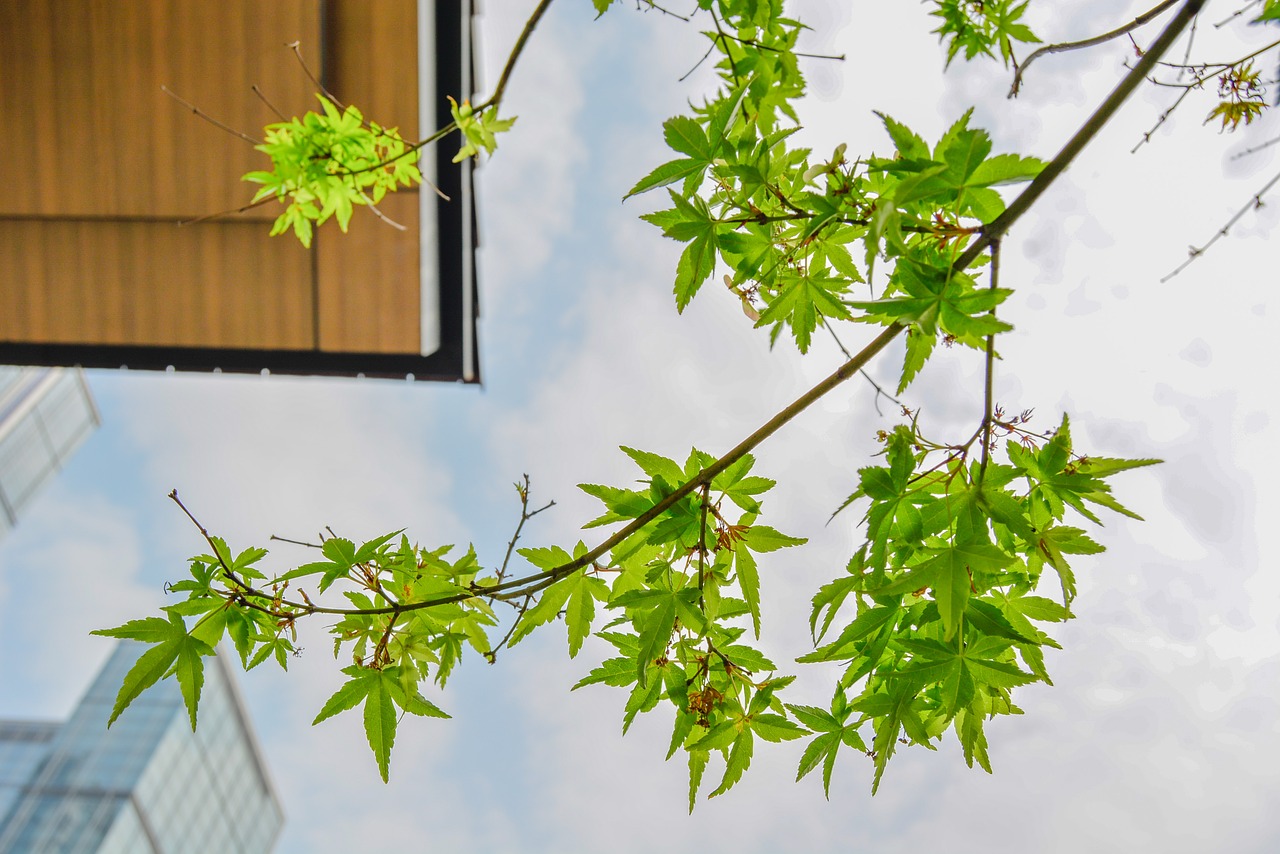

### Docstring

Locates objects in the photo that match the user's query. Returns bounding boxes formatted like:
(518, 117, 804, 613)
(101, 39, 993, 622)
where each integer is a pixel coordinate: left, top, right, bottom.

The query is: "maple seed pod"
(802, 162, 826, 183)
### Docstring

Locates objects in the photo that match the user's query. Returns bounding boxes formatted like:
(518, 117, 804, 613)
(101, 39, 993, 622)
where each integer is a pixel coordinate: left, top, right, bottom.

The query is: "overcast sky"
(2, 1, 1278, 851)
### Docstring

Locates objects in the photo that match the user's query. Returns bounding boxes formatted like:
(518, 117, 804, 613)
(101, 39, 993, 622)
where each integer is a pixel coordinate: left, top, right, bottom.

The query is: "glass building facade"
(0, 366, 99, 541)
(0, 642, 283, 853)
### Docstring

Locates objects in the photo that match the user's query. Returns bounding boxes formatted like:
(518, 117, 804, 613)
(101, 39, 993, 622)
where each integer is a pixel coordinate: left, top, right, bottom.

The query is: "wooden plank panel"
(315, 192, 420, 354)
(0, 221, 314, 349)
(317, 0, 421, 353)
(0, 0, 320, 219)
(323, 0, 419, 139)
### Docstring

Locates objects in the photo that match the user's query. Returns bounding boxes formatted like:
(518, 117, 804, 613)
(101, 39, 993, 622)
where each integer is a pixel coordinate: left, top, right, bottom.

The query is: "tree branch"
(197, 0, 1207, 622)
(978, 240, 1000, 482)
(964, 0, 1207, 269)
(1009, 0, 1181, 97)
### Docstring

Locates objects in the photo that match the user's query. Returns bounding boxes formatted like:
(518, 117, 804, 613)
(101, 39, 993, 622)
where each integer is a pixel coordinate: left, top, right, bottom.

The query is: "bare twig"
(494, 475, 556, 587)
(270, 534, 323, 549)
(177, 196, 277, 227)
(484, 595, 535, 663)
(967, 0, 1207, 269)
(1230, 133, 1280, 159)
(822, 318, 902, 415)
(1161, 167, 1280, 281)
(636, 0, 691, 22)
(1213, 0, 1264, 29)
(162, 86, 260, 144)
(287, 41, 345, 110)
(1009, 0, 1180, 97)
(251, 84, 288, 121)
(357, 193, 408, 231)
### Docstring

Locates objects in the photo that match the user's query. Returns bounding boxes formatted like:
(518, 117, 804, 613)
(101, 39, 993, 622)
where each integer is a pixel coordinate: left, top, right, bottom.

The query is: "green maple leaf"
(870, 542, 1015, 639)
(853, 256, 1012, 390)
(788, 689, 867, 798)
(93, 612, 214, 730)
(313, 665, 448, 783)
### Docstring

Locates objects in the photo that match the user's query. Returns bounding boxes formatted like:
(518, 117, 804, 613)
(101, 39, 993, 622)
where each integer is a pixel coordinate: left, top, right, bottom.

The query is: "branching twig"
(495, 475, 556, 587)
(823, 317, 902, 415)
(968, 0, 1207, 269)
(485, 595, 535, 663)
(336, 0, 555, 180)
(636, 0, 691, 22)
(1009, 0, 1180, 97)
(1160, 167, 1280, 280)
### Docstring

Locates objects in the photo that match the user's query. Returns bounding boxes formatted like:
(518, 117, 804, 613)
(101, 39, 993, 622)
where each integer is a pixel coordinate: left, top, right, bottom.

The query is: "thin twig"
(965, 0, 1207, 270)
(1160, 166, 1280, 281)
(1132, 84, 1194, 152)
(357, 193, 408, 231)
(495, 475, 556, 587)
(636, 0, 691, 22)
(822, 318, 902, 415)
(162, 86, 260, 144)
(475, 0, 556, 114)
(978, 240, 1000, 482)
(485, 596, 534, 663)
(1153, 35, 1280, 70)
(679, 41, 717, 83)
(1230, 133, 1280, 159)
(177, 195, 277, 227)
(337, 0, 555, 180)
(1213, 0, 1264, 28)
(270, 534, 323, 549)
(714, 30, 845, 62)
(1178, 8, 1200, 76)
(697, 483, 710, 612)
(169, 491, 287, 619)
(1009, 0, 1180, 97)
(287, 41, 345, 109)
(251, 85, 288, 121)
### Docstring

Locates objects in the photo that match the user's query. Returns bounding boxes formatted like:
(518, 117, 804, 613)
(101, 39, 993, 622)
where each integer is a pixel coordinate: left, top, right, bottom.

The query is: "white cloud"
(0, 485, 155, 718)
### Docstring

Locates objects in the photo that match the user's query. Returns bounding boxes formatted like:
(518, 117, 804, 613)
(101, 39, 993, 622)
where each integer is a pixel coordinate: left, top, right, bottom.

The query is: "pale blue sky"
(2, 1, 1278, 851)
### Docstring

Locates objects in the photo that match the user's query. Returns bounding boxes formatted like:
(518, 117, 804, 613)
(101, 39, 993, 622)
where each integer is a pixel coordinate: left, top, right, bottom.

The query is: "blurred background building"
(0, 641, 283, 853)
(0, 366, 99, 542)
